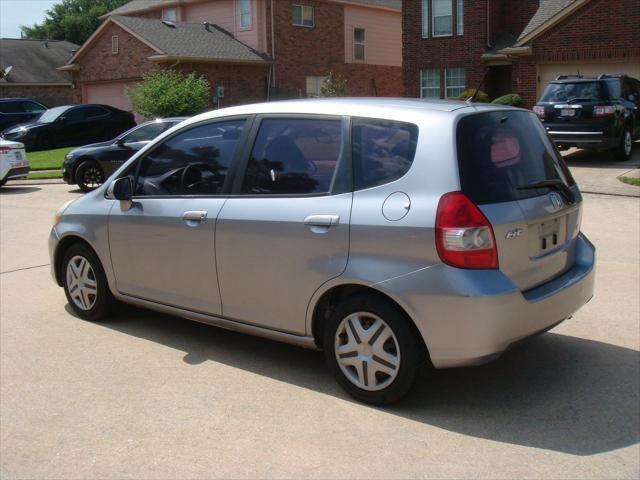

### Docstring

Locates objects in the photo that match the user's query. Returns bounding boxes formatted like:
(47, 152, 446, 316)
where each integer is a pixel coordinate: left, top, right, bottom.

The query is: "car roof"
(184, 98, 518, 126)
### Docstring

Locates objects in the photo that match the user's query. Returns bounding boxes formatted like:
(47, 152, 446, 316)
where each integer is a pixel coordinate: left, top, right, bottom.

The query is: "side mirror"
(115, 137, 128, 147)
(57, 116, 67, 124)
(112, 177, 133, 201)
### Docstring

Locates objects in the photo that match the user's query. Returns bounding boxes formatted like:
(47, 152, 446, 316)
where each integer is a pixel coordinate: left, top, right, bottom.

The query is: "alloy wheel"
(624, 130, 632, 157)
(334, 312, 401, 391)
(66, 255, 98, 311)
(82, 167, 104, 189)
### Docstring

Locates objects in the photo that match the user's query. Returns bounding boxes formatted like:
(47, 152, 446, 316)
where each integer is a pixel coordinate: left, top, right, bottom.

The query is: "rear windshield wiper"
(517, 179, 576, 204)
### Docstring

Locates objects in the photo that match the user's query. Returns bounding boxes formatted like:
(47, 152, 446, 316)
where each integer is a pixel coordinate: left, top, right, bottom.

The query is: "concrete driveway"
(1, 184, 638, 479)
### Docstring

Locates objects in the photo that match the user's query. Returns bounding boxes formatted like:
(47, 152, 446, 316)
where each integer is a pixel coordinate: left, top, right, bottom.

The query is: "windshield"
(540, 81, 606, 103)
(456, 111, 575, 205)
(36, 106, 72, 123)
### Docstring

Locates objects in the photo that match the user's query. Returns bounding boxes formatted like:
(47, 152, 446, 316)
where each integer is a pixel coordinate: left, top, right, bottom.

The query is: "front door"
(216, 116, 352, 334)
(108, 118, 249, 314)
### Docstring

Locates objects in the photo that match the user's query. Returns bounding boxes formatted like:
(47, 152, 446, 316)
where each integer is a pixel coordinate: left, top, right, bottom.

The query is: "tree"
(21, 0, 129, 45)
(320, 72, 348, 97)
(127, 70, 211, 119)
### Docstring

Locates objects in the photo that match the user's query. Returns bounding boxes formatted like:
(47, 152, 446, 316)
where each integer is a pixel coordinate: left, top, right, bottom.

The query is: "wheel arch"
(72, 156, 100, 178)
(309, 282, 430, 363)
(53, 234, 98, 286)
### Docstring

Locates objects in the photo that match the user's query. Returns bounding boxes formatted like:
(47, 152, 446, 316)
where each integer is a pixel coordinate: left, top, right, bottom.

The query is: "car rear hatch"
(456, 110, 582, 291)
(537, 81, 612, 134)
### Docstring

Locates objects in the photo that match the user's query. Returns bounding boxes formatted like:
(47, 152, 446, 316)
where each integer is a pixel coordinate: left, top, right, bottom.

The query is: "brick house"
(61, 0, 402, 115)
(0, 39, 80, 106)
(403, 0, 640, 108)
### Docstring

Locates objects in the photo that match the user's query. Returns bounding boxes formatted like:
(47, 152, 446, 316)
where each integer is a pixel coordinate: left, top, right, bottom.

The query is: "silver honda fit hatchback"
(50, 99, 595, 405)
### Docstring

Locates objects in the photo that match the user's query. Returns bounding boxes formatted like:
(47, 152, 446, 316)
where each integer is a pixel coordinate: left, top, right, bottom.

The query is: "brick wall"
(514, 0, 640, 107)
(0, 85, 79, 107)
(73, 22, 159, 84)
(266, 0, 403, 97)
(177, 62, 270, 107)
(403, 0, 488, 98)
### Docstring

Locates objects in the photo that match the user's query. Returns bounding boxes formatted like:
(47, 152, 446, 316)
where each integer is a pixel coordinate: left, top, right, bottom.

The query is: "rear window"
(540, 81, 607, 103)
(456, 111, 575, 205)
(0, 101, 24, 113)
(352, 118, 418, 190)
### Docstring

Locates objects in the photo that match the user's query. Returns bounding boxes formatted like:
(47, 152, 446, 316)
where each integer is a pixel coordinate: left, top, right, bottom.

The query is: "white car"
(0, 138, 29, 186)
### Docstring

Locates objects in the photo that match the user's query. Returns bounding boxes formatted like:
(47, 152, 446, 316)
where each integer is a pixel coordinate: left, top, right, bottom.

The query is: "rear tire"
(75, 160, 105, 192)
(323, 293, 423, 405)
(614, 126, 633, 161)
(61, 243, 117, 321)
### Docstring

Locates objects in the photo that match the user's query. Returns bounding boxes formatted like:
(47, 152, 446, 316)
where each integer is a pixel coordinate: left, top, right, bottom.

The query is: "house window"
(445, 68, 465, 98)
(111, 35, 119, 54)
(423, 1, 464, 38)
(421, 0, 429, 37)
(354, 28, 365, 61)
(162, 8, 177, 22)
(239, 0, 251, 28)
(421, 69, 440, 98)
(432, 0, 453, 36)
(306, 76, 328, 97)
(292, 5, 314, 27)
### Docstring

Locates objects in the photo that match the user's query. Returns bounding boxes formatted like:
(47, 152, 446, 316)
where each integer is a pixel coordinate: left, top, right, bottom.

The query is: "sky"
(0, 0, 59, 39)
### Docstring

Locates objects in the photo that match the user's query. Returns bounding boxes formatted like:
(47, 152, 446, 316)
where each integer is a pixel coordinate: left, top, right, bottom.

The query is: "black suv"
(0, 98, 47, 131)
(534, 74, 640, 160)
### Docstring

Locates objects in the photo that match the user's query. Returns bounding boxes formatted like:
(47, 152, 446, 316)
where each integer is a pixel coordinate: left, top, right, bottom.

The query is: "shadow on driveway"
(0, 186, 42, 195)
(563, 142, 640, 169)
(90, 306, 639, 457)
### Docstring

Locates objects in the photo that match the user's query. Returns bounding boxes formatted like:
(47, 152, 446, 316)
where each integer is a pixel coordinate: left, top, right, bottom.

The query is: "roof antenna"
(467, 67, 490, 104)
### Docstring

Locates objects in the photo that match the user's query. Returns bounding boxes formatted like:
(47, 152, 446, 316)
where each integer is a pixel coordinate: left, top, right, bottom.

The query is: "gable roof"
(66, 16, 271, 66)
(516, 0, 591, 46)
(104, 0, 400, 17)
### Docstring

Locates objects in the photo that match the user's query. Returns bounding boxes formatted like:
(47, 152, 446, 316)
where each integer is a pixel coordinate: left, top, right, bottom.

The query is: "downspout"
(270, 0, 276, 87)
(487, 0, 491, 48)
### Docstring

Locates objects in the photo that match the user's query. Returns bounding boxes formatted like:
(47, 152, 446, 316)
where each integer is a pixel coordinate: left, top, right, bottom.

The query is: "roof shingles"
(518, 0, 578, 41)
(0, 39, 78, 84)
(112, 15, 271, 63)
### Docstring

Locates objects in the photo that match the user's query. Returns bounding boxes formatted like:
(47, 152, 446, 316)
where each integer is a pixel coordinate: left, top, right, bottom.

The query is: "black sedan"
(0, 104, 135, 152)
(63, 117, 187, 191)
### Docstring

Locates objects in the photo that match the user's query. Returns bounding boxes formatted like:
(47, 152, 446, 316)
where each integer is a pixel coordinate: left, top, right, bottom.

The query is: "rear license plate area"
(560, 108, 575, 117)
(529, 216, 568, 257)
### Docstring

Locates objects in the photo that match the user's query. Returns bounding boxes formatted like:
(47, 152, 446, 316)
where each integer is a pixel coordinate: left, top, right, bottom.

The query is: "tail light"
(435, 192, 498, 269)
(533, 106, 545, 119)
(594, 105, 615, 116)
(0, 146, 11, 152)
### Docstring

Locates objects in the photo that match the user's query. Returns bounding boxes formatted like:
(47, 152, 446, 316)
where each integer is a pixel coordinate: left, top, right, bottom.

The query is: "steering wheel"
(180, 164, 203, 192)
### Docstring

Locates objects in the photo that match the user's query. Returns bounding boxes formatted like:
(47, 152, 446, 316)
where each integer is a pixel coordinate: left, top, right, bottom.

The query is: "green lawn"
(27, 147, 73, 171)
(618, 175, 640, 187)
(26, 170, 63, 180)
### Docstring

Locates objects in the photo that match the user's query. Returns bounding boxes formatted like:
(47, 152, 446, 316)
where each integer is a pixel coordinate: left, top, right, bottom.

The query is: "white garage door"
(84, 81, 141, 121)
(537, 60, 640, 98)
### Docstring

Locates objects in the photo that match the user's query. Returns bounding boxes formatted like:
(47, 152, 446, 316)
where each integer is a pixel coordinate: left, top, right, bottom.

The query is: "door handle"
(183, 210, 208, 224)
(304, 215, 340, 227)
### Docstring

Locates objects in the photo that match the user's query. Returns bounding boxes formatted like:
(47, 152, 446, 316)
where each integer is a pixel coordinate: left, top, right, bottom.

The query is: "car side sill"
(113, 292, 319, 350)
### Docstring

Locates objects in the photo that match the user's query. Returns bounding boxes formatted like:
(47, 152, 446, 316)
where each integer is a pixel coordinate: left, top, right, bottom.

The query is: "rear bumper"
(547, 130, 618, 149)
(2, 166, 30, 181)
(376, 233, 596, 368)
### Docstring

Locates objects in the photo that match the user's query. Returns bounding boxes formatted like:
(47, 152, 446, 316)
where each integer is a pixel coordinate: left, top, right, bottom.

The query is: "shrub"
(455, 88, 490, 103)
(492, 94, 524, 107)
(127, 70, 210, 119)
(320, 72, 348, 97)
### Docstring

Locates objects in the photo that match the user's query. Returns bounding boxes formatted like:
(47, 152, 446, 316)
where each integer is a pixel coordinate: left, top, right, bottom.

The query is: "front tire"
(323, 293, 423, 405)
(62, 243, 117, 321)
(614, 126, 633, 161)
(75, 160, 105, 192)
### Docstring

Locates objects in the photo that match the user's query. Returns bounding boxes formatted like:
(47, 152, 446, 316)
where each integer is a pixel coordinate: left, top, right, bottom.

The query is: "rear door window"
(23, 101, 46, 113)
(456, 110, 575, 205)
(352, 118, 418, 190)
(241, 118, 342, 195)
